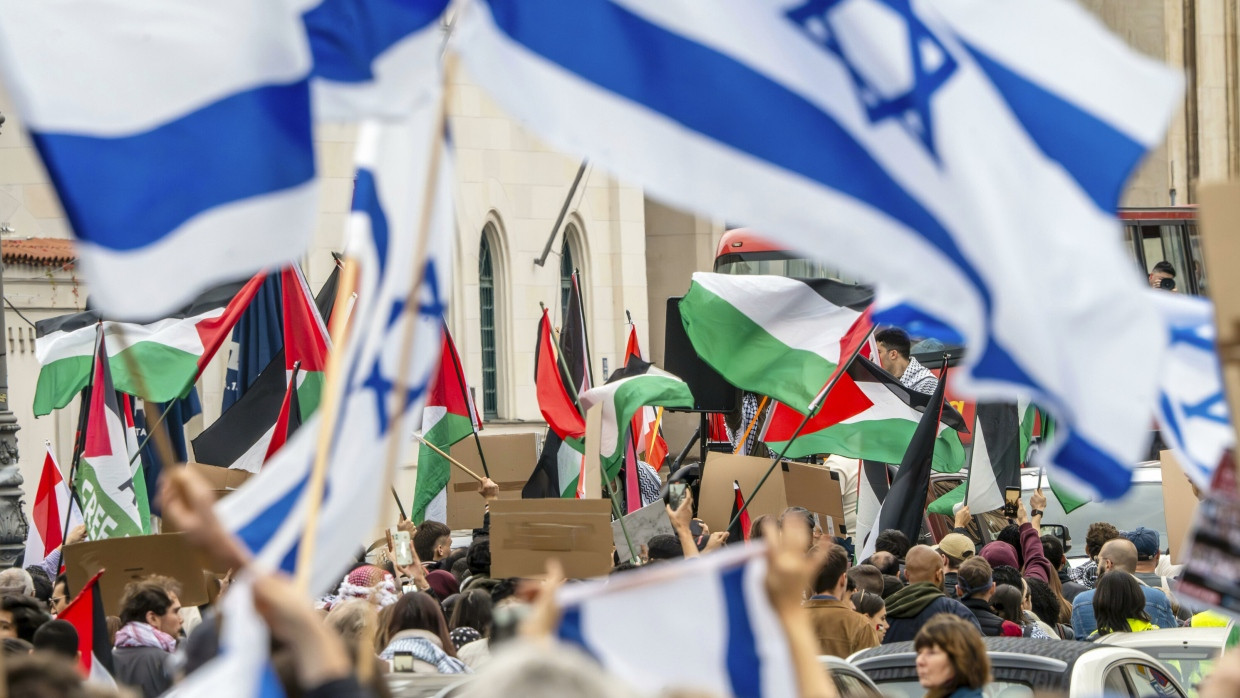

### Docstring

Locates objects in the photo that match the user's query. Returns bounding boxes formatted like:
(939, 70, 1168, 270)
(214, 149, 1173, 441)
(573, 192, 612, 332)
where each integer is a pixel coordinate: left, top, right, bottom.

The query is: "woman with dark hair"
(991, 584, 1053, 639)
(1091, 572, 1155, 638)
(851, 589, 888, 643)
(448, 589, 493, 669)
(914, 614, 991, 698)
(1026, 578, 1071, 639)
(379, 592, 470, 674)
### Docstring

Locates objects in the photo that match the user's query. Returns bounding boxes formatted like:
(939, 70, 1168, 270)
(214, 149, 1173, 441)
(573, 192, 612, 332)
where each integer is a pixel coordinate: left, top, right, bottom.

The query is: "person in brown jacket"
(805, 544, 879, 657)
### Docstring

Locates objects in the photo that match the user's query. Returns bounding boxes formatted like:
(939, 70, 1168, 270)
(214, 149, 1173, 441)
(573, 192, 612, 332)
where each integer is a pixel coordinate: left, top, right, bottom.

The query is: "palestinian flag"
(119, 394, 152, 534)
(860, 366, 950, 560)
(76, 332, 144, 539)
(412, 324, 481, 523)
(523, 430, 585, 499)
(762, 357, 967, 471)
(624, 325, 668, 468)
(23, 444, 82, 566)
(562, 271, 594, 397)
(928, 403, 1020, 515)
(33, 273, 266, 416)
(59, 570, 117, 688)
(536, 307, 585, 440)
(263, 363, 303, 463)
(729, 480, 751, 543)
(279, 266, 330, 419)
(678, 273, 872, 411)
(191, 352, 287, 473)
(579, 359, 694, 482)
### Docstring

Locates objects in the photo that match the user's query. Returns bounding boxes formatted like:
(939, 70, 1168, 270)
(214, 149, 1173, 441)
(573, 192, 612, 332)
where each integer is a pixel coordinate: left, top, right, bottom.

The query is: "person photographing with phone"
(978, 489, 1054, 584)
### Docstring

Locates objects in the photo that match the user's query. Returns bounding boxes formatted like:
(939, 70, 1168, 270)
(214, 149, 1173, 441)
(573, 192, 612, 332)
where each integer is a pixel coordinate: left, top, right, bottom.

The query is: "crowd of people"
(4, 461, 1240, 698)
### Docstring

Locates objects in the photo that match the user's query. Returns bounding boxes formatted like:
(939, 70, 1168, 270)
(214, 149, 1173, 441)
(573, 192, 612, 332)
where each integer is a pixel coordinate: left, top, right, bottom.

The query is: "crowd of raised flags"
(1, 0, 1237, 694)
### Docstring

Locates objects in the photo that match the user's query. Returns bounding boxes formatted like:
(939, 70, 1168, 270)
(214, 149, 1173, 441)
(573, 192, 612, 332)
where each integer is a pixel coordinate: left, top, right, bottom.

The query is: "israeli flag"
(1151, 291, 1233, 489)
(456, 0, 1181, 498)
(216, 95, 453, 589)
(558, 545, 796, 697)
(305, 0, 451, 121)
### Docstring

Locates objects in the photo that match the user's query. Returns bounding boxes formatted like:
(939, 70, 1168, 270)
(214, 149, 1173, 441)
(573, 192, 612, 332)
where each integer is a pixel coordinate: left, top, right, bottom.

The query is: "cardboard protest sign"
(1198, 183, 1240, 494)
(783, 461, 847, 537)
(697, 453, 789, 534)
(611, 500, 675, 561)
(63, 533, 209, 615)
(446, 432, 537, 530)
(1160, 450, 1200, 564)
(490, 498, 613, 579)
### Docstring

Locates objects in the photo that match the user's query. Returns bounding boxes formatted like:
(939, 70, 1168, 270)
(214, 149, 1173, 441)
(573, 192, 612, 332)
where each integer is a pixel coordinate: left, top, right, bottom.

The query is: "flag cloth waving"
(457, 0, 1180, 500)
(679, 273, 871, 411)
(58, 570, 116, 688)
(535, 308, 586, 441)
(762, 357, 967, 471)
(33, 276, 265, 416)
(413, 324, 482, 523)
(579, 360, 694, 482)
(624, 324, 668, 469)
(24, 445, 82, 566)
(278, 266, 331, 420)
(76, 332, 145, 540)
(927, 403, 1021, 516)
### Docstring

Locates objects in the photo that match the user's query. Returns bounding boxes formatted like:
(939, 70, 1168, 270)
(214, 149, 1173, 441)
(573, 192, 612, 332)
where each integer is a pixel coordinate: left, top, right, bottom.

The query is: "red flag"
(59, 570, 116, 687)
(730, 480, 751, 542)
(24, 445, 79, 564)
(191, 270, 268, 380)
(430, 322, 482, 430)
(280, 266, 330, 373)
(264, 364, 302, 463)
(536, 308, 585, 439)
(623, 324, 669, 468)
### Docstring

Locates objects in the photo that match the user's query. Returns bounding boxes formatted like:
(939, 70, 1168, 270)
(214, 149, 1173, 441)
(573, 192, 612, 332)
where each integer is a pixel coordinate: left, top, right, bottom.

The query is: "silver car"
(1096, 626, 1239, 697)
(850, 637, 1191, 697)
(820, 655, 883, 698)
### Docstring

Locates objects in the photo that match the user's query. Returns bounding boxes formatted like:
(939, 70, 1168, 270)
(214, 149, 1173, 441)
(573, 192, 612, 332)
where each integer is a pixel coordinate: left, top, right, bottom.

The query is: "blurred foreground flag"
(1150, 291, 1233, 489)
(0, 0, 318, 319)
(456, 0, 1180, 499)
(557, 545, 795, 697)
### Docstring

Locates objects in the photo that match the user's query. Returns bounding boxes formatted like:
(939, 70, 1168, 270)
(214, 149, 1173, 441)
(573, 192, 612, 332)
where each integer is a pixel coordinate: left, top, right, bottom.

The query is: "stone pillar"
(0, 260, 27, 568)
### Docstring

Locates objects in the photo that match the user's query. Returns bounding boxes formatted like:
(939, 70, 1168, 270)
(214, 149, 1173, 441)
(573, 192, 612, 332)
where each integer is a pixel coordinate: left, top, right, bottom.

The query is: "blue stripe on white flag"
(720, 564, 762, 697)
(33, 81, 314, 252)
(962, 44, 1145, 212)
(305, 0, 447, 83)
(351, 169, 390, 275)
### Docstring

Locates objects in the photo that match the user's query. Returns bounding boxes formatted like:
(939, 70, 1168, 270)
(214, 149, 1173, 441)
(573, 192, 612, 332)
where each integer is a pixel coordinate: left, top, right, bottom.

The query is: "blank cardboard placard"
(698, 453, 789, 533)
(612, 500, 675, 560)
(1199, 183, 1240, 490)
(63, 534, 209, 615)
(1160, 450, 1200, 563)
(490, 499, 613, 579)
(581, 403, 603, 499)
(783, 461, 846, 535)
(445, 432, 537, 530)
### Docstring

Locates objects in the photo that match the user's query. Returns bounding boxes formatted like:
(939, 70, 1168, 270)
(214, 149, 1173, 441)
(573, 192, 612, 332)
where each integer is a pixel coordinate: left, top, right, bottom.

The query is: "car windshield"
(1136, 647, 1218, 697)
(1025, 481, 1170, 556)
(873, 680, 1034, 698)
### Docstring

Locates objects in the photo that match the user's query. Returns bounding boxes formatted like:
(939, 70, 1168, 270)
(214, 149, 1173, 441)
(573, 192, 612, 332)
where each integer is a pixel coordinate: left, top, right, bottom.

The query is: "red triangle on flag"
(281, 267, 330, 372)
(536, 309, 585, 439)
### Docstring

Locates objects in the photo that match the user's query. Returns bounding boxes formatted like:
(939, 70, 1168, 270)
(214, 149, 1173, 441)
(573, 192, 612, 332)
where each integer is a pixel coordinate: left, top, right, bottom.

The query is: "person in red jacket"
(980, 490, 1054, 584)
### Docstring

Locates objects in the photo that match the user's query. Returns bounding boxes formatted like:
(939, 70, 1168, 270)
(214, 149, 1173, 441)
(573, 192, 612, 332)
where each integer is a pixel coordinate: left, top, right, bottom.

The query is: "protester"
(876, 327, 938, 394)
(935, 533, 974, 598)
(869, 552, 901, 577)
(27, 567, 53, 607)
(806, 544, 878, 657)
(32, 618, 79, 663)
(1026, 578, 1071, 639)
(6, 653, 118, 698)
(848, 564, 884, 596)
(449, 589, 493, 669)
(323, 599, 380, 671)
(1041, 534, 1086, 602)
(991, 584, 1052, 638)
(378, 592, 470, 674)
(414, 521, 453, 571)
(49, 574, 70, 616)
(875, 529, 913, 562)
(460, 538, 497, 595)
(1070, 539, 1177, 640)
(0, 569, 34, 598)
(0, 594, 50, 643)
(914, 614, 990, 698)
(113, 581, 181, 697)
(320, 565, 401, 611)
(954, 558, 1017, 637)
(882, 574, 905, 600)
(1090, 572, 1156, 638)
(883, 546, 980, 644)
(1068, 522, 1120, 590)
(425, 570, 460, 601)
(851, 589, 888, 643)
(1124, 526, 1189, 621)
(980, 493, 1053, 583)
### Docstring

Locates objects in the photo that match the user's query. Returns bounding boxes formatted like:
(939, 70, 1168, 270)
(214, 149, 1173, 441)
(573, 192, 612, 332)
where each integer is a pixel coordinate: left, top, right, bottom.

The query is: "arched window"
(559, 234, 576, 322)
(479, 231, 499, 420)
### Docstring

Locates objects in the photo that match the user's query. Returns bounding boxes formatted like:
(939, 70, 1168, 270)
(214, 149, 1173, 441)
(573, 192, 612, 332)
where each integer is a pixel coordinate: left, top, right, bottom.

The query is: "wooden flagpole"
(732, 396, 769, 455)
(414, 434, 484, 483)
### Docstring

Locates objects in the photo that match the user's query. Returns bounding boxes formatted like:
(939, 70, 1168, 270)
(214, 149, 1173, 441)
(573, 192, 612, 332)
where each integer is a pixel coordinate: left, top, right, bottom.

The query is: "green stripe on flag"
(927, 483, 965, 516)
(412, 412, 474, 523)
(76, 464, 144, 539)
(767, 420, 966, 472)
(35, 344, 201, 417)
(297, 370, 325, 421)
(679, 281, 838, 410)
(33, 356, 93, 417)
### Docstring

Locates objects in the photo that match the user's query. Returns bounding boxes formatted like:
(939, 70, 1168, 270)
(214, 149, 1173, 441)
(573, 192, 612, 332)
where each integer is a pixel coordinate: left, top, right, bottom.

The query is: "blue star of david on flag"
(786, 0, 958, 159)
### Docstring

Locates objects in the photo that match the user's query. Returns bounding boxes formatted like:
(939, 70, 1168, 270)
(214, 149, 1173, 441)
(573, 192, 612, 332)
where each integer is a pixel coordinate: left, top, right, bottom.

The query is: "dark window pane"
(479, 233, 498, 420)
